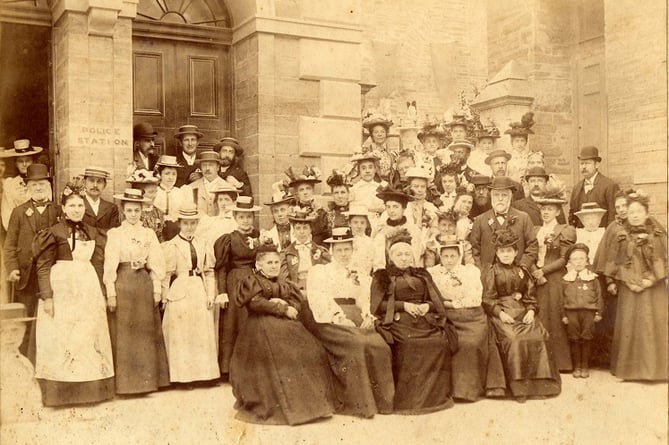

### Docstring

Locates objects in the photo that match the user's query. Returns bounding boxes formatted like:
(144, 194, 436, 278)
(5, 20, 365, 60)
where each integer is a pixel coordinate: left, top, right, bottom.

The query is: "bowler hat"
(133, 122, 157, 139)
(174, 125, 204, 139)
(484, 149, 512, 165)
(25, 163, 51, 181)
(488, 176, 517, 191)
(215, 137, 243, 157)
(577, 146, 602, 162)
(523, 166, 549, 181)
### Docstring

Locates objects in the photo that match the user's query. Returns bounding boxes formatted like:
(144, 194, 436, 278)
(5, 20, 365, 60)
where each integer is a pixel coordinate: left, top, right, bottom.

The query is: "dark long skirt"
(230, 314, 335, 425)
(17, 276, 39, 365)
(219, 267, 253, 375)
(611, 282, 668, 381)
(383, 313, 454, 414)
(311, 322, 394, 417)
(38, 378, 115, 407)
(490, 298, 561, 398)
(446, 306, 506, 401)
(535, 273, 572, 371)
(108, 265, 170, 394)
(592, 276, 616, 367)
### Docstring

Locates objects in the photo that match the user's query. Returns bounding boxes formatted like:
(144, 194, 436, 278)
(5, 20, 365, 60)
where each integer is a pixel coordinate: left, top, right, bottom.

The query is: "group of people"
(0, 111, 665, 425)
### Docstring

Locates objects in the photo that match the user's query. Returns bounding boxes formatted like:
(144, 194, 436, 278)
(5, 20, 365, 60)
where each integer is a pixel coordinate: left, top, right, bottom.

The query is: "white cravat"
(583, 172, 598, 194)
(86, 195, 101, 216)
(138, 152, 149, 169)
(182, 152, 196, 166)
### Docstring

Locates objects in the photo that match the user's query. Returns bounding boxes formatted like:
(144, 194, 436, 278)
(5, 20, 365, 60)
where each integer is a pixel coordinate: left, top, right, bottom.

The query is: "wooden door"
(132, 37, 231, 155)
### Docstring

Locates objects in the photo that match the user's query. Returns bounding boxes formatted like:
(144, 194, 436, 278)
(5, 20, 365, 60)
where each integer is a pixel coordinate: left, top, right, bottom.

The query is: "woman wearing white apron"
(33, 182, 114, 406)
(161, 205, 220, 384)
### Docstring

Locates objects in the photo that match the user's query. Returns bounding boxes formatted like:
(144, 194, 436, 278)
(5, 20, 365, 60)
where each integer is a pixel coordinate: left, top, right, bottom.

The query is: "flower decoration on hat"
(61, 177, 87, 200)
(362, 112, 394, 131)
(255, 238, 279, 255)
(126, 168, 160, 184)
(326, 169, 352, 189)
(284, 165, 322, 186)
(492, 228, 520, 248)
(505, 111, 535, 137)
(626, 189, 650, 207)
(387, 227, 413, 246)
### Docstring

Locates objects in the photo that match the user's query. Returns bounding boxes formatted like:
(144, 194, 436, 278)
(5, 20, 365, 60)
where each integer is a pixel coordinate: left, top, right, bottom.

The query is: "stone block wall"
(604, 0, 667, 222)
(361, 0, 488, 128)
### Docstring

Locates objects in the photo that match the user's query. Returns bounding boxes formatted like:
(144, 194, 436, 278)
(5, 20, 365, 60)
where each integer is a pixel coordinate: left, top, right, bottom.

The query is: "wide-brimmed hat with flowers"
(505, 112, 535, 138)
(492, 228, 519, 248)
(417, 121, 445, 142)
(362, 113, 393, 131)
(285, 165, 322, 187)
(4, 139, 43, 157)
(126, 168, 160, 185)
(376, 186, 415, 205)
(264, 180, 295, 206)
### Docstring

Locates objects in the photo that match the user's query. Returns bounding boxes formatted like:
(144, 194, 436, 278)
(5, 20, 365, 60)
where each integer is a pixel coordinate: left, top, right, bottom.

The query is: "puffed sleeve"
(203, 239, 217, 299)
(542, 225, 576, 275)
(237, 274, 286, 317)
(161, 241, 177, 299)
(214, 233, 232, 294)
(146, 229, 165, 293)
(32, 229, 57, 300)
(103, 227, 121, 297)
(481, 265, 501, 317)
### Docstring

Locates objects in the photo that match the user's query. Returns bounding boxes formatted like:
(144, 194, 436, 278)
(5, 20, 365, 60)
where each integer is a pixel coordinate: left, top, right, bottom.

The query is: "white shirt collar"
(182, 151, 196, 165)
(585, 171, 599, 185)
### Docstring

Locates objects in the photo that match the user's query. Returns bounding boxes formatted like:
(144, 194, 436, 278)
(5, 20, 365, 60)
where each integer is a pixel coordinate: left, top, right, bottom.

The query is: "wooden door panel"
(189, 56, 217, 117)
(133, 51, 165, 115)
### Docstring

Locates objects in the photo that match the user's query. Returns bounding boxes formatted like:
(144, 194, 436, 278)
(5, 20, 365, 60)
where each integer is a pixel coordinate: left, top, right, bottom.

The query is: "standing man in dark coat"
(514, 166, 566, 225)
(132, 122, 159, 172)
(4, 164, 59, 361)
(174, 124, 203, 187)
(215, 137, 253, 197)
(568, 146, 619, 228)
(470, 176, 538, 270)
(470, 175, 492, 218)
(82, 166, 120, 232)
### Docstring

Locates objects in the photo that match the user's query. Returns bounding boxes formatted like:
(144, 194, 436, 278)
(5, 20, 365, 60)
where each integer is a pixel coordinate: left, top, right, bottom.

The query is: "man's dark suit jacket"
(83, 198, 120, 232)
(568, 172, 619, 228)
(514, 195, 567, 226)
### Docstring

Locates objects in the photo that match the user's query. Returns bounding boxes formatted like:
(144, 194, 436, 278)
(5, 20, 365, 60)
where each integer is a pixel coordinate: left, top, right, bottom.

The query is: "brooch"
(25, 208, 34, 217)
(290, 257, 299, 266)
(312, 249, 322, 261)
(518, 269, 524, 279)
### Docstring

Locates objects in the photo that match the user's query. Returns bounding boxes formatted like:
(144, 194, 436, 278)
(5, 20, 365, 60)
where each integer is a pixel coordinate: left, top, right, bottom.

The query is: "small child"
(348, 153, 387, 218)
(560, 243, 603, 379)
(435, 164, 460, 212)
(574, 203, 607, 264)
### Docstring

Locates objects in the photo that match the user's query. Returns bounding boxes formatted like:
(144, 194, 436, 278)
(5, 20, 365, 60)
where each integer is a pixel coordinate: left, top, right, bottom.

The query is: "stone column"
(51, 0, 138, 196)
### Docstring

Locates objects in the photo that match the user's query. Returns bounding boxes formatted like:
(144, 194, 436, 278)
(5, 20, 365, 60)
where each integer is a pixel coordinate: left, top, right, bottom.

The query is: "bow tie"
(32, 200, 49, 207)
(276, 223, 291, 231)
(295, 242, 312, 249)
(495, 212, 507, 218)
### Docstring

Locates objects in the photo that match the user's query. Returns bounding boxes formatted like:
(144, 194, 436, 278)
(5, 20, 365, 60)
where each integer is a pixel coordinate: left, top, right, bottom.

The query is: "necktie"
(584, 180, 593, 194)
(165, 189, 171, 214)
(180, 235, 198, 269)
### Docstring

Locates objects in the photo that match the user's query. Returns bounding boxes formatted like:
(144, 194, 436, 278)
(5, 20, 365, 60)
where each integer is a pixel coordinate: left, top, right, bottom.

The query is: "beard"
(220, 157, 233, 167)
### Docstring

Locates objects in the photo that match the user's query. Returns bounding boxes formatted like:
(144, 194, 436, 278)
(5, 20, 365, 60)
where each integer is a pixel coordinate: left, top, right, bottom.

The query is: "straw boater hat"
(574, 202, 607, 217)
(83, 166, 111, 179)
(4, 139, 43, 157)
(176, 203, 202, 220)
(24, 164, 51, 181)
(577, 146, 602, 162)
(216, 137, 244, 157)
(230, 196, 262, 212)
(484, 149, 512, 165)
(195, 150, 224, 165)
(362, 113, 393, 131)
(126, 168, 160, 185)
(447, 139, 475, 152)
(133, 122, 157, 139)
(173, 124, 204, 139)
(534, 191, 566, 206)
(155, 155, 183, 169)
(343, 204, 371, 217)
(324, 227, 354, 244)
(487, 176, 517, 192)
(1, 302, 36, 324)
(0, 147, 11, 158)
(210, 180, 240, 198)
(113, 188, 150, 203)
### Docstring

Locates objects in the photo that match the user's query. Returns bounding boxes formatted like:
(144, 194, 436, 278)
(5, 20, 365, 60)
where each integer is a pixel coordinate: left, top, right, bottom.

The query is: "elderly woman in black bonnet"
(370, 229, 457, 414)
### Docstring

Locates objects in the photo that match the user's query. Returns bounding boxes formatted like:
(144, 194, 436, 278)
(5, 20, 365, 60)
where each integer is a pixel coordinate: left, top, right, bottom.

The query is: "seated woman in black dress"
(482, 229, 561, 403)
(370, 229, 457, 414)
(230, 242, 335, 425)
